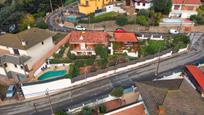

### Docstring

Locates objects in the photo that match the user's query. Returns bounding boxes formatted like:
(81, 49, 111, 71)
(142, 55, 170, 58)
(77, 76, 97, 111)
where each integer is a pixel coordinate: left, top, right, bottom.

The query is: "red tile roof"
(67, 31, 109, 44)
(109, 102, 146, 115)
(104, 99, 123, 112)
(186, 65, 204, 90)
(172, 0, 201, 4)
(114, 32, 138, 42)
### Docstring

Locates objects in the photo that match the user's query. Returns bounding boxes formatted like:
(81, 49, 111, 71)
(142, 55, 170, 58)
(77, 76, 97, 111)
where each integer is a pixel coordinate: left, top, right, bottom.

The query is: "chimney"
(79, 35, 83, 40)
(21, 40, 27, 46)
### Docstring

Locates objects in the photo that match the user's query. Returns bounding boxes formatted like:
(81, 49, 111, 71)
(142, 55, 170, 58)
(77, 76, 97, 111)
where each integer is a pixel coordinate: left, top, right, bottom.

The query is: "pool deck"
(35, 65, 69, 80)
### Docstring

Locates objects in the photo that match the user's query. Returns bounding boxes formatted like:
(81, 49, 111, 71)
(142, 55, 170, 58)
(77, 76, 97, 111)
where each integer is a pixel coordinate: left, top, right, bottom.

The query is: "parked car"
(169, 29, 179, 35)
(75, 25, 86, 31)
(115, 28, 126, 33)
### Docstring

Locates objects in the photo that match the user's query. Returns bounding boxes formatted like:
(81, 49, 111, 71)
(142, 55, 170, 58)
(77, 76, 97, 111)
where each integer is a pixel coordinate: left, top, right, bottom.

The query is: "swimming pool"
(123, 87, 133, 94)
(38, 70, 67, 80)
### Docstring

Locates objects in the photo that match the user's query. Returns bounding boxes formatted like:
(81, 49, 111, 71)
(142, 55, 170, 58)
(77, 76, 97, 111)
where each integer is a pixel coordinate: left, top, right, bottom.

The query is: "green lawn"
(140, 40, 168, 56)
(140, 35, 189, 56)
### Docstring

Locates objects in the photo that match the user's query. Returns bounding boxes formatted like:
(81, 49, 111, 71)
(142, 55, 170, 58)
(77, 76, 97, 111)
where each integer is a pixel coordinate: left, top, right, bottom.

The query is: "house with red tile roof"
(169, 0, 202, 18)
(105, 102, 147, 115)
(185, 65, 204, 97)
(67, 31, 110, 56)
(110, 32, 139, 57)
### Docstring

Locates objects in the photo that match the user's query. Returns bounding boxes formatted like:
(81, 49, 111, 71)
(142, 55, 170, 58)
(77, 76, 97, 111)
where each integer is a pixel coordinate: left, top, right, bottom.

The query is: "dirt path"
(63, 47, 69, 58)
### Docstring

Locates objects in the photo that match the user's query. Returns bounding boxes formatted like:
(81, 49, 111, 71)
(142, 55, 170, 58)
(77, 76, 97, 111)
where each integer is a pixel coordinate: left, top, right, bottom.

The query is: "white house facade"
(169, 0, 201, 18)
(0, 28, 54, 81)
(133, 0, 152, 10)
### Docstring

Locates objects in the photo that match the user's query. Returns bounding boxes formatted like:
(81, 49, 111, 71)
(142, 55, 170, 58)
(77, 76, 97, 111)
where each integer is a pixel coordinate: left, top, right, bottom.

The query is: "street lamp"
(45, 89, 54, 115)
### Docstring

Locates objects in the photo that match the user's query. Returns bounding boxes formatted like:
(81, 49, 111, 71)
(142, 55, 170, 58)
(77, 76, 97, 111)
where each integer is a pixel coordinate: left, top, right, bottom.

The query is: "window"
(14, 64, 17, 68)
(20, 65, 24, 69)
(143, 3, 145, 6)
(4, 63, 7, 68)
(174, 5, 180, 10)
(42, 41, 44, 45)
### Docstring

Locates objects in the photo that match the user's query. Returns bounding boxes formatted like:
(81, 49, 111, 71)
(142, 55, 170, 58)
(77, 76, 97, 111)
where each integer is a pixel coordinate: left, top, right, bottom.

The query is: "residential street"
(0, 33, 204, 115)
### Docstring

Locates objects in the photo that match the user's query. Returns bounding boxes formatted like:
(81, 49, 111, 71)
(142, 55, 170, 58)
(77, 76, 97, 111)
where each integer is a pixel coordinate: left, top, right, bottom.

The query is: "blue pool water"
(38, 70, 67, 80)
(123, 87, 133, 94)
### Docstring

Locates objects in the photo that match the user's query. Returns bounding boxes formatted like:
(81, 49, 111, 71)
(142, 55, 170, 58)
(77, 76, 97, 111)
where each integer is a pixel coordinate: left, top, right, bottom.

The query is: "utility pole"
(155, 47, 161, 76)
(45, 89, 54, 115)
(49, 0, 54, 13)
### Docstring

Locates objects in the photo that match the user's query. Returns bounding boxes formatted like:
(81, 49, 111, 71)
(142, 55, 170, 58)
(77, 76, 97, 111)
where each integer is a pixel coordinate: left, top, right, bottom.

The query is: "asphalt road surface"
(0, 33, 204, 115)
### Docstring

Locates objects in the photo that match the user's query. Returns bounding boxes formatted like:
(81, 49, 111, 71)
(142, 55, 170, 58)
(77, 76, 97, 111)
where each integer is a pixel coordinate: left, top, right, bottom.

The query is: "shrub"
(19, 13, 35, 31)
(99, 104, 106, 113)
(55, 111, 67, 115)
(110, 87, 124, 97)
(112, 42, 120, 50)
(95, 44, 108, 59)
(49, 58, 72, 64)
(68, 52, 76, 60)
(97, 58, 107, 69)
(81, 107, 92, 115)
(85, 59, 94, 65)
(116, 15, 128, 26)
(190, 15, 204, 25)
(75, 60, 85, 67)
(152, 0, 172, 15)
(35, 17, 48, 29)
(58, 46, 66, 56)
(138, 9, 150, 17)
(136, 16, 149, 26)
(68, 64, 79, 78)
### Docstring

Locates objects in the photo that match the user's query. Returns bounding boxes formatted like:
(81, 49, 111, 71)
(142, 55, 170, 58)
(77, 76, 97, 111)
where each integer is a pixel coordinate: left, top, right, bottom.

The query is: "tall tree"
(152, 0, 172, 15)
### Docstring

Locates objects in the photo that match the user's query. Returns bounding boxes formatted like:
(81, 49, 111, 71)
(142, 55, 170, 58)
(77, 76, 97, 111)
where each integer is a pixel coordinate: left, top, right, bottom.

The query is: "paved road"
(0, 33, 204, 115)
(46, 2, 78, 32)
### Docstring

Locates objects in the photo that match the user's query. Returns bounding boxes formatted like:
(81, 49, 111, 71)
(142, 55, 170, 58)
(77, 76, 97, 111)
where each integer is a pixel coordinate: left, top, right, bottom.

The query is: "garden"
(139, 34, 189, 57)
(190, 5, 204, 25)
(78, 0, 172, 27)
(49, 33, 190, 80)
(49, 44, 139, 79)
